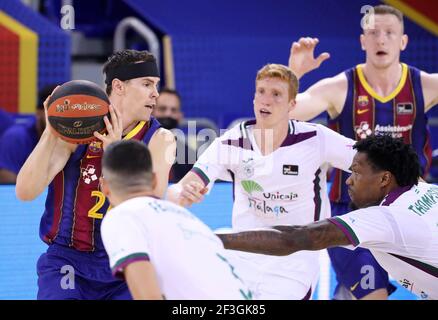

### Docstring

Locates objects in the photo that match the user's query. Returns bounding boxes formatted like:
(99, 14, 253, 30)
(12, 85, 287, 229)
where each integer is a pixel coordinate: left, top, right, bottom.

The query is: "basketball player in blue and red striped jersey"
(16, 50, 176, 300)
(287, 5, 438, 299)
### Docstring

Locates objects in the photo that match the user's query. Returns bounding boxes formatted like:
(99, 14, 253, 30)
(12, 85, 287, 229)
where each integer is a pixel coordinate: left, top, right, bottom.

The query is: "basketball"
(47, 80, 110, 144)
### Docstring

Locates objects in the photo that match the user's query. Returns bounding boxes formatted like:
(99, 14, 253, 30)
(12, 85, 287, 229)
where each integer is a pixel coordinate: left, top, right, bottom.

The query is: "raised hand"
(288, 37, 330, 79)
(93, 105, 123, 151)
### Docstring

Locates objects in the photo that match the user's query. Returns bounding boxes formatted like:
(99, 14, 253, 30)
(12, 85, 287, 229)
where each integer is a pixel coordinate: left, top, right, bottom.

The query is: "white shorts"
(224, 249, 320, 300)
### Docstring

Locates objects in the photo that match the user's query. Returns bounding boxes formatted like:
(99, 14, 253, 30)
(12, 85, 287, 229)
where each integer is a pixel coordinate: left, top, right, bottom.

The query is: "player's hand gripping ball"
(47, 80, 110, 144)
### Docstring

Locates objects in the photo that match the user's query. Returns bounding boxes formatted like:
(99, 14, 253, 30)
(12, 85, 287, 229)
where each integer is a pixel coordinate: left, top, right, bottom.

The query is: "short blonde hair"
(363, 5, 404, 33)
(256, 64, 299, 101)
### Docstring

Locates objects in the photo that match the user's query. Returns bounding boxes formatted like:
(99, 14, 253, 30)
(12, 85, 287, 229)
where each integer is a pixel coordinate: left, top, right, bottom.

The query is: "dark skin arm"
(216, 220, 351, 256)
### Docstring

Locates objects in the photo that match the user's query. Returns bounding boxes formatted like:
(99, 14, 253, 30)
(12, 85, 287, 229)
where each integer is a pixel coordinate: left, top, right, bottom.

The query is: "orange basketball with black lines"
(47, 80, 110, 144)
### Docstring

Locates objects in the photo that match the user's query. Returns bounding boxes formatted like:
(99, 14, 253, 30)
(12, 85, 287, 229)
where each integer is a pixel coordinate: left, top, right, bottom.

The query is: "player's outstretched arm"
(421, 71, 438, 112)
(124, 261, 164, 300)
(16, 92, 76, 201)
(216, 220, 350, 256)
(168, 135, 226, 206)
(289, 73, 348, 121)
(149, 128, 176, 198)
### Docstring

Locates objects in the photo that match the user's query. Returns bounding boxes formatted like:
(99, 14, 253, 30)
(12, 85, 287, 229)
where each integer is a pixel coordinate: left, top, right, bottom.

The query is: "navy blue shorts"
(37, 244, 131, 300)
(328, 202, 396, 299)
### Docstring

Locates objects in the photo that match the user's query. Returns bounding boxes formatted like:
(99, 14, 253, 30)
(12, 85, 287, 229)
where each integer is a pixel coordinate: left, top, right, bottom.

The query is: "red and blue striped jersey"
(329, 64, 432, 204)
(39, 118, 162, 254)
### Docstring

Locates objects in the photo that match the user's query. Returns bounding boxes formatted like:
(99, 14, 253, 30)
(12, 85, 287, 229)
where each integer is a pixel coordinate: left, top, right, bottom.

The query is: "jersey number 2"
(88, 191, 110, 219)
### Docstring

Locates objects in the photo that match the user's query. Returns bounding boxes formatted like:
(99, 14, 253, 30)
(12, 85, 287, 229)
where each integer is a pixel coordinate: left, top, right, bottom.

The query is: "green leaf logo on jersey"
(241, 180, 263, 195)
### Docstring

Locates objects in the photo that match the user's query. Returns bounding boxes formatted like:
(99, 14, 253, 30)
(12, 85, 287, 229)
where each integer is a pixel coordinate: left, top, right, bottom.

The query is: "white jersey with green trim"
(329, 182, 438, 300)
(192, 119, 356, 297)
(101, 196, 252, 300)
(194, 120, 355, 228)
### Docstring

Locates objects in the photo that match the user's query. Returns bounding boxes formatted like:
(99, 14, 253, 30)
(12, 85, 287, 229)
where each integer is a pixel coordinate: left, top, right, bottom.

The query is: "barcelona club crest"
(89, 141, 103, 153)
(357, 95, 369, 107)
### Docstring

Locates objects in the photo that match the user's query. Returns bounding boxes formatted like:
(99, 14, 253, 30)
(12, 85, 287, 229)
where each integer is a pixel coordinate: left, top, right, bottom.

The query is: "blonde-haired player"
(167, 63, 357, 299)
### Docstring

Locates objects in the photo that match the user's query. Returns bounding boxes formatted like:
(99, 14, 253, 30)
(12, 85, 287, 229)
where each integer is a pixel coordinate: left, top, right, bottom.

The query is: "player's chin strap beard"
(105, 60, 160, 85)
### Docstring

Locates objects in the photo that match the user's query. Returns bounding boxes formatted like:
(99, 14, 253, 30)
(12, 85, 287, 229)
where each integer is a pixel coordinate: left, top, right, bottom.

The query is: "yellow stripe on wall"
(384, 0, 438, 37)
(0, 11, 38, 114)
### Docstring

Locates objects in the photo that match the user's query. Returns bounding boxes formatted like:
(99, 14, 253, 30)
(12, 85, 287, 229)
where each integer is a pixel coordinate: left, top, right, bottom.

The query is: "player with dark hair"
(100, 140, 252, 300)
(217, 135, 438, 300)
(288, 4, 438, 299)
(16, 49, 176, 299)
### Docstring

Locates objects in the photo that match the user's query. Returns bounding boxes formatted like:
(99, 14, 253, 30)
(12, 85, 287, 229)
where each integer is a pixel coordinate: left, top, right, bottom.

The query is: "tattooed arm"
(216, 220, 350, 256)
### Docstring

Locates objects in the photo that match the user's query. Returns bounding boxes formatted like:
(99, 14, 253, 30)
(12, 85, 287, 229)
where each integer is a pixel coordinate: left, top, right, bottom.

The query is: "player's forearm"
(289, 92, 327, 121)
(125, 261, 164, 300)
(128, 282, 164, 300)
(166, 171, 207, 207)
(16, 130, 60, 200)
(217, 228, 308, 256)
(217, 221, 350, 255)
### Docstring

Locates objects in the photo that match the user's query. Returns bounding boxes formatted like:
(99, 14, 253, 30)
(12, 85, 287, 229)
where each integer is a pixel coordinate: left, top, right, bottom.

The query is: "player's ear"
(380, 171, 392, 188)
(360, 34, 366, 51)
(112, 79, 125, 96)
(400, 34, 408, 51)
(288, 98, 296, 111)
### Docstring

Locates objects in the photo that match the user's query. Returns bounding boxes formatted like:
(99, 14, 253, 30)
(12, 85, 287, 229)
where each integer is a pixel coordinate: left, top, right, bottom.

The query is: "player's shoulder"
(151, 127, 175, 144)
(153, 197, 198, 219)
(297, 120, 350, 137)
(332, 70, 349, 82)
(293, 121, 355, 151)
(418, 69, 438, 84)
(116, 195, 192, 218)
(380, 184, 420, 208)
(341, 206, 387, 225)
(292, 120, 327, 135)
(218, 119, 255, 141)
(101, 207, 122, 235)
(104, 197, 147, 223)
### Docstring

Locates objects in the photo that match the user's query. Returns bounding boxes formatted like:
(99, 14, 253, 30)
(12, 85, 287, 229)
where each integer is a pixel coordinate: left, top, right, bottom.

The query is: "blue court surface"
(0, 183, 417, 300)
